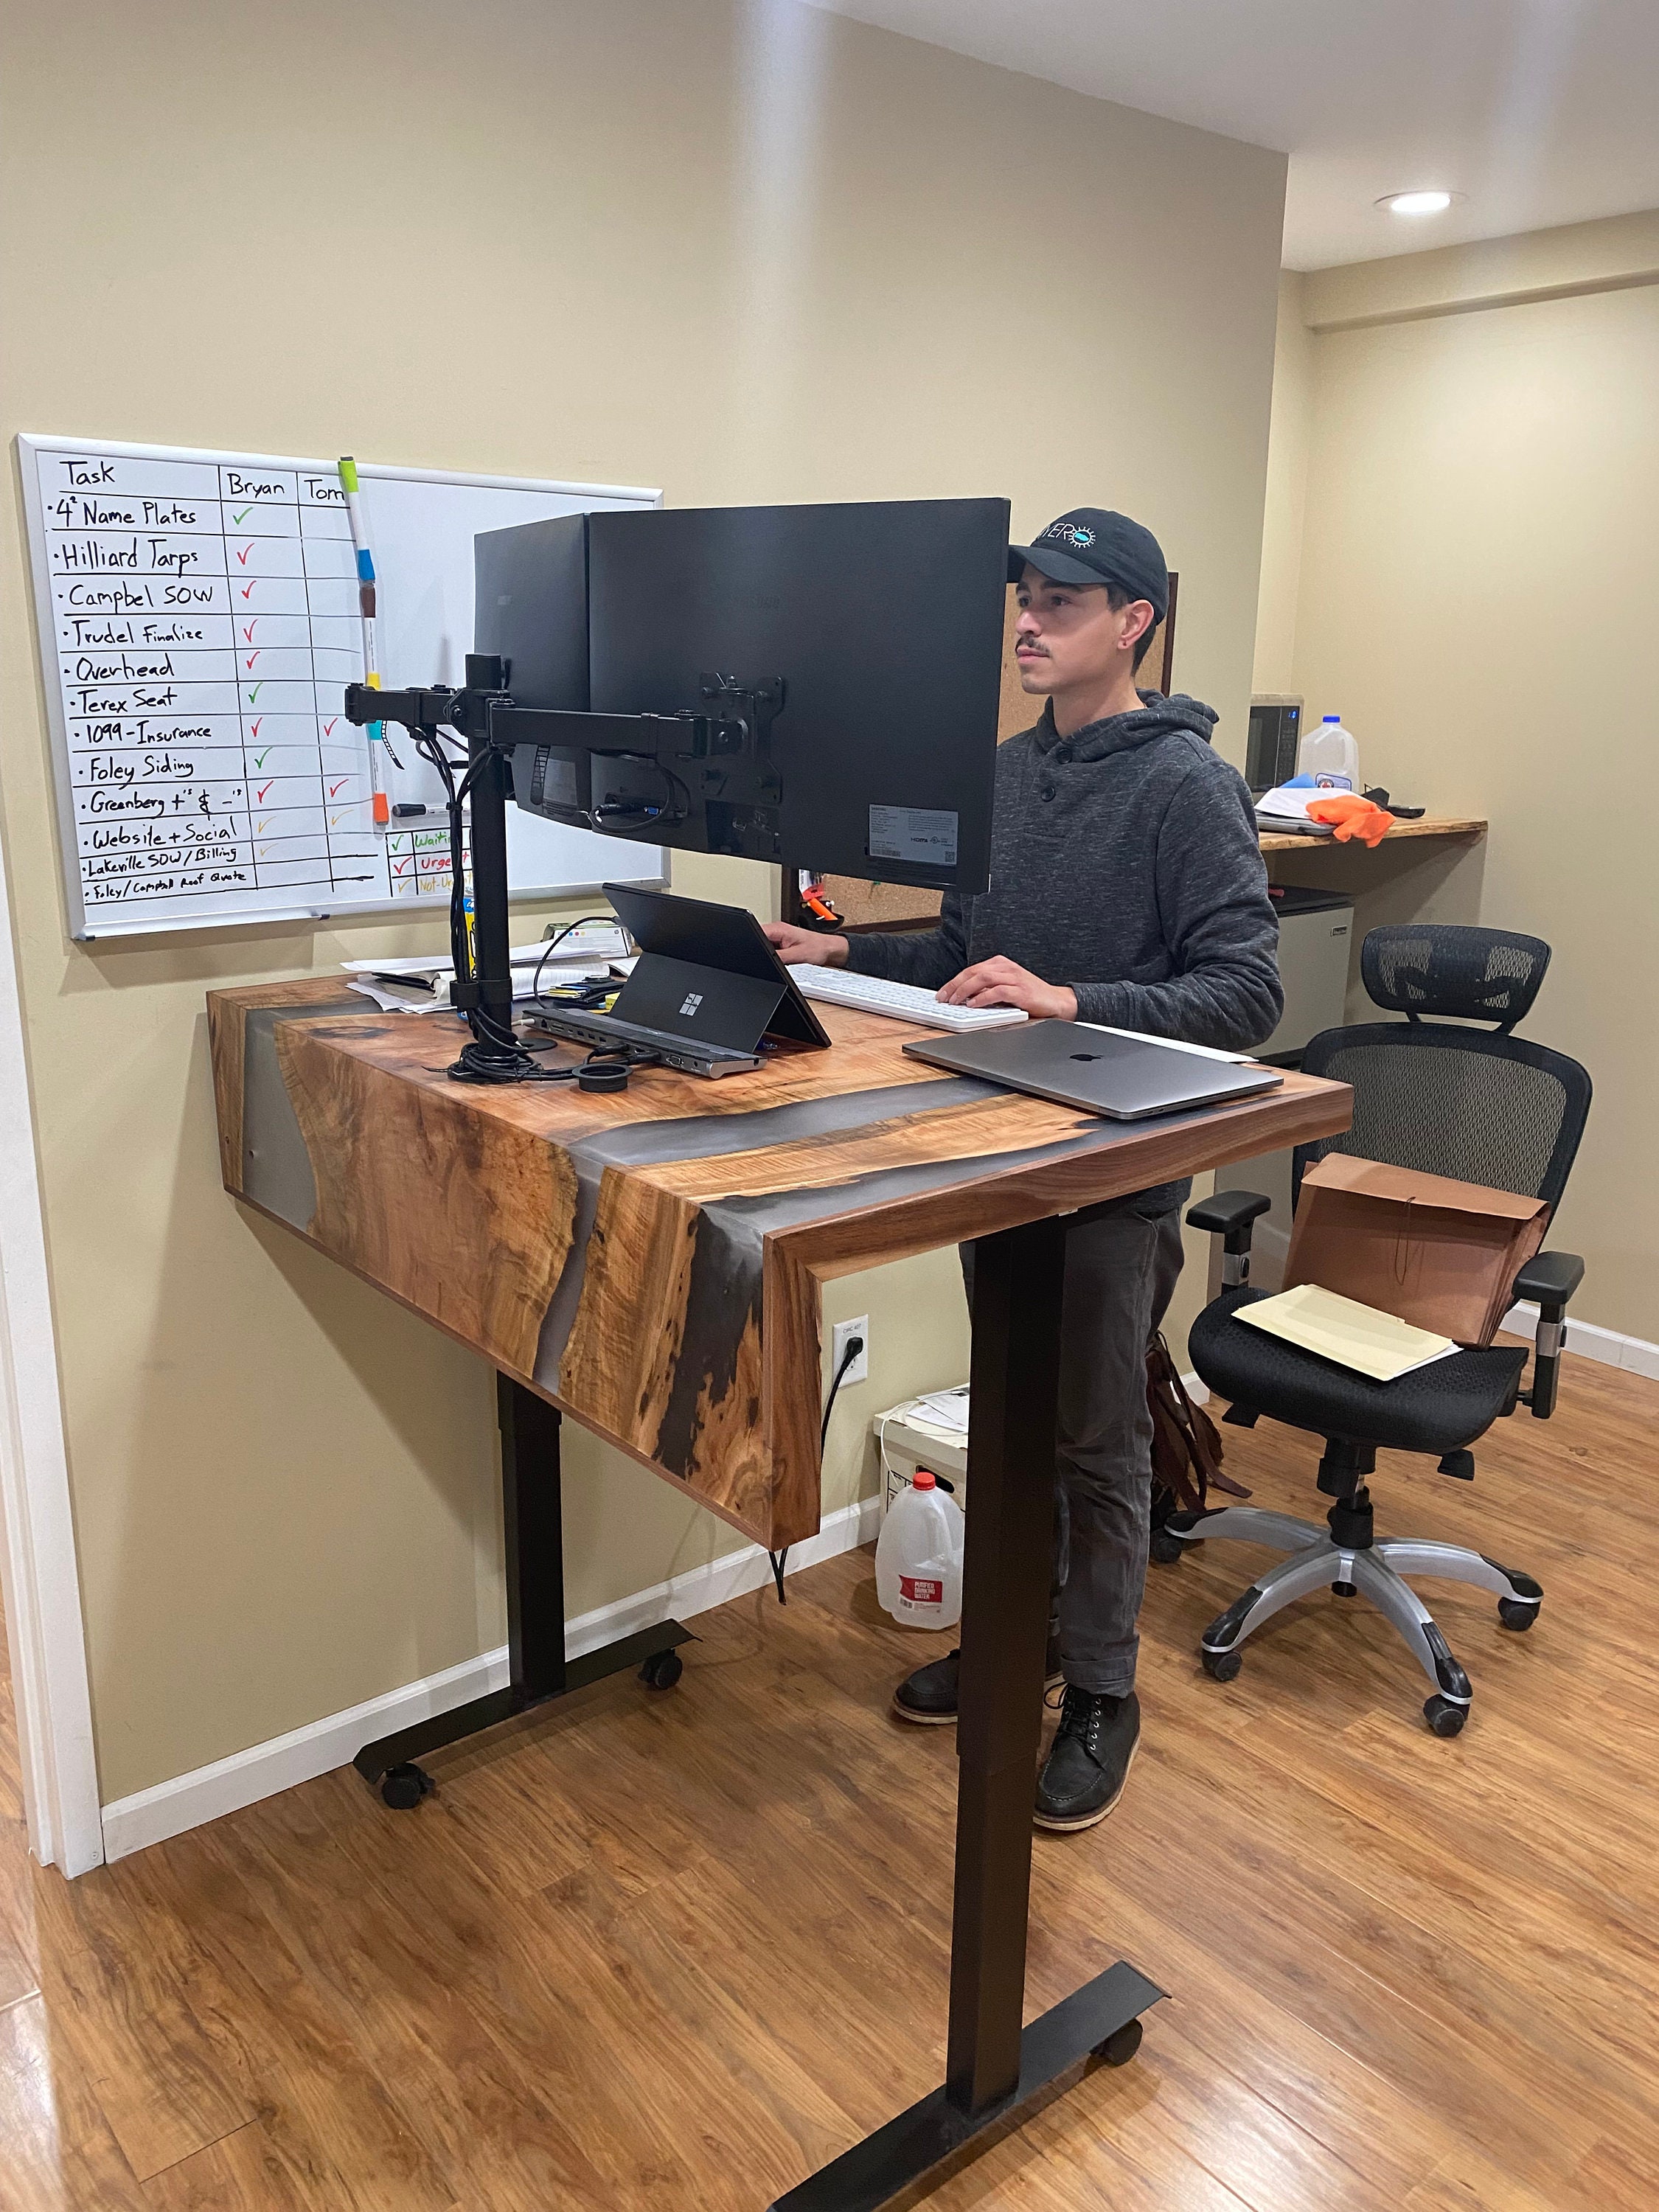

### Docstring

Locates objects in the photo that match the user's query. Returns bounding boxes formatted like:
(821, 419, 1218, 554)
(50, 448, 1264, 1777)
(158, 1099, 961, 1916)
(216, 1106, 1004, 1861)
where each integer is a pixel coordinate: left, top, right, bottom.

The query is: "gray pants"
(962, 1208, 1185, 1697)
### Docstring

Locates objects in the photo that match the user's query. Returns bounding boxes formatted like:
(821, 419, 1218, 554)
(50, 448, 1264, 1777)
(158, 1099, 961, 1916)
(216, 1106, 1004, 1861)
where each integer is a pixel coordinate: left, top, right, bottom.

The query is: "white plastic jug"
(874, 1469, 965, 1629)
(1298, 714, 1359, 790)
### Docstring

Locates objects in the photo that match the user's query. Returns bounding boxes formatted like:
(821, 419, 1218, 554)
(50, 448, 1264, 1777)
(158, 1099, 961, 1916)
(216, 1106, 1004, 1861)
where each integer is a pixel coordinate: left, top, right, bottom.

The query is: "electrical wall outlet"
(832, 1315, 870, 1388)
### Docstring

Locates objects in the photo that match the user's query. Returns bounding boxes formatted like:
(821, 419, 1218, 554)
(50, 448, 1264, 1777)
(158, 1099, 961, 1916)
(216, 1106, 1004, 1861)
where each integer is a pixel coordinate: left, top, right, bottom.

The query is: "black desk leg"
(771, 1216, 1164, 2211)
(354, 1375, 692, 1809)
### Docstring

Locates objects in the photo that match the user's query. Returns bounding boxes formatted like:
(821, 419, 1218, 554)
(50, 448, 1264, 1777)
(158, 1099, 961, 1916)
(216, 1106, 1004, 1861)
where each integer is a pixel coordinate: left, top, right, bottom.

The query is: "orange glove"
(1306, 791, 1396, 846)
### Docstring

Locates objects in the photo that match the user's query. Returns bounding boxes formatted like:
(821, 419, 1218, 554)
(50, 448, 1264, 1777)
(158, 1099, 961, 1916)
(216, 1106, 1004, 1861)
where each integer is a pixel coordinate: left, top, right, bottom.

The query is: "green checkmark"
(247, 683, 263, 703)
(232, 507, 253, 524)
(253, 748, 271, 768)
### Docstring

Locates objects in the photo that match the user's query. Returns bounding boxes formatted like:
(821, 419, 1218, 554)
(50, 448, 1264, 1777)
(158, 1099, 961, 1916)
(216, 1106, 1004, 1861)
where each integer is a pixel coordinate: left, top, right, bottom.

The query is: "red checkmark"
(257, 782, 273, 801)
(235, 546, 251, 566)
(323, 719, 337, 736)
(243, 651, 260, 671)
(328, 779, 348, 797)
(240, 582, 255, 600)
(249, 717, 262, 739)
(393, 858, 411, 876)
(242, 621, 257, 643)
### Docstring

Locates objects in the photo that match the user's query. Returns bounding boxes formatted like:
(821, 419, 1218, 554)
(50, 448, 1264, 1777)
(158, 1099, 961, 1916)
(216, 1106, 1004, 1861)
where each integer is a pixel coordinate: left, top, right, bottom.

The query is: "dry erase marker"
(338, 456, 392, 827)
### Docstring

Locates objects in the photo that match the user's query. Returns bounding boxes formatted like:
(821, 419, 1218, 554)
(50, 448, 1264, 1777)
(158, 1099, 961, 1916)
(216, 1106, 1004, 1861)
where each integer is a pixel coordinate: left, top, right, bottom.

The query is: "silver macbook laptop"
(901, 1020, 1282, 1119)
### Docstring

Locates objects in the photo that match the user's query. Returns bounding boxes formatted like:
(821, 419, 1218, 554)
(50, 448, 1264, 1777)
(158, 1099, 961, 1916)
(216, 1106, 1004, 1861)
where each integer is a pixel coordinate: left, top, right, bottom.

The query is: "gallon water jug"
(1298, 713, 1359, 789)
(874, 1468, 965, 1629)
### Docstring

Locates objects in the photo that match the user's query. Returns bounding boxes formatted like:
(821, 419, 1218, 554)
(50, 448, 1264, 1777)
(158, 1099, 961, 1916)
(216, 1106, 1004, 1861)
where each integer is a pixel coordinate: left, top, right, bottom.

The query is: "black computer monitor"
(473, 513, 588, 712)
(475, 498, 1009, 896)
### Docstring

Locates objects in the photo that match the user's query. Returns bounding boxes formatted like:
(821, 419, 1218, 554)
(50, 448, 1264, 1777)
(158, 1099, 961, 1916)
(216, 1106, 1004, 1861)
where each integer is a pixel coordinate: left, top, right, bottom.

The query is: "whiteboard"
(18, 436, 665, 939)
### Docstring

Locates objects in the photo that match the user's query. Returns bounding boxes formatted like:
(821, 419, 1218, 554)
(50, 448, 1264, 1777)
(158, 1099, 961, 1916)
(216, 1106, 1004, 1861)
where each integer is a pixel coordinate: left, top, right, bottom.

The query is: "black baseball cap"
(1008, 507, 1169, 622)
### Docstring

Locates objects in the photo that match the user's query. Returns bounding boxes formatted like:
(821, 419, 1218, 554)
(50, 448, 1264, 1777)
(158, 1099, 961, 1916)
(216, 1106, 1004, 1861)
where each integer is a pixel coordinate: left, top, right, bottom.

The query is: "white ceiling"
(807, 0, 1659, 269)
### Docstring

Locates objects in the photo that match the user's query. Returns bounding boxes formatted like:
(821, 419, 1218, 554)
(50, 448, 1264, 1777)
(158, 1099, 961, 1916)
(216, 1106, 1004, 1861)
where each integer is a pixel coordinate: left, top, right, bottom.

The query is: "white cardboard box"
(875, 1397, 969, 1517)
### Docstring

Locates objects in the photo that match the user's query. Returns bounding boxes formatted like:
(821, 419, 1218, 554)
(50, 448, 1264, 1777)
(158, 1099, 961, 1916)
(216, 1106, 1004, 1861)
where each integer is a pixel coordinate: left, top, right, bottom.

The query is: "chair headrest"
(1361, 924, 1551, 1032)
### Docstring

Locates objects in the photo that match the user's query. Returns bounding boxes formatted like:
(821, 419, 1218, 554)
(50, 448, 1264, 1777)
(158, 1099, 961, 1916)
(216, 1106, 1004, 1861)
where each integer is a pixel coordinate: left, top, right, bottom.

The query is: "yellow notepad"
(1234, 1282, 1458, 1383)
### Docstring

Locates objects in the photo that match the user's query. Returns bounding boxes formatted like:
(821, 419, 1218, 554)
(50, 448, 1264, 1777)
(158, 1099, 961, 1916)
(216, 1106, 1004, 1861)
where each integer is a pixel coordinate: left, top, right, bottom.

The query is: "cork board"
(815, 577, 1176, 933)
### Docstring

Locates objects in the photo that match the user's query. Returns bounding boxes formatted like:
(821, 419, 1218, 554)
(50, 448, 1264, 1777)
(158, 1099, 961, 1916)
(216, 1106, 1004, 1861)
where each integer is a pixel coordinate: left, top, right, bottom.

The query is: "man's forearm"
(842, 927, 962, 991)
(1071, 964, 1283, 1055)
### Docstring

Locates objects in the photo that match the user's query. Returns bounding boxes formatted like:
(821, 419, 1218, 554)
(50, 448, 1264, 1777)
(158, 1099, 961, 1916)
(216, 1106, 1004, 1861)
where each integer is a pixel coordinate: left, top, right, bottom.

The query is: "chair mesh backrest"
(1294, 925, 1591, 1210)
(1362, 923, 1550, 1030)
(1295, 1029, 1590, 1208)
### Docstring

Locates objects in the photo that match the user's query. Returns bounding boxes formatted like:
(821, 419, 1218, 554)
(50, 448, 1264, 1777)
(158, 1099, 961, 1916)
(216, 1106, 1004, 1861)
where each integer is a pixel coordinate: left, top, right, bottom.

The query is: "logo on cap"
(1041, 521, 1096, 549)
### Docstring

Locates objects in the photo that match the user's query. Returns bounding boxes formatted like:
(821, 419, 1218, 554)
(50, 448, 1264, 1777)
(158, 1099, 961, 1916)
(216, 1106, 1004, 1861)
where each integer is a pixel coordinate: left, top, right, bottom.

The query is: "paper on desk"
(341, 931, 627, 981)
(346, 967, 611, 1015)
(1234, 1282, 1458, 1383)
(1255, 785, 1338, 835)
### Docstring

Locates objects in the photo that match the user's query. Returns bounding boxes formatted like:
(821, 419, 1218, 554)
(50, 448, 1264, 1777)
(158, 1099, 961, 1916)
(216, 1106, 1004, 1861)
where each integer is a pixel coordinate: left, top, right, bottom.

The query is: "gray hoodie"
(844, 691, 1283, 1208)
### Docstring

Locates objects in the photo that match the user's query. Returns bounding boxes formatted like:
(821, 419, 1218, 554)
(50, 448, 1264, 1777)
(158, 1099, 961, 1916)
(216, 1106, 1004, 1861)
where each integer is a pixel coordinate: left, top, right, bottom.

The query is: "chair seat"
(1189, 1288, 1528, 1454)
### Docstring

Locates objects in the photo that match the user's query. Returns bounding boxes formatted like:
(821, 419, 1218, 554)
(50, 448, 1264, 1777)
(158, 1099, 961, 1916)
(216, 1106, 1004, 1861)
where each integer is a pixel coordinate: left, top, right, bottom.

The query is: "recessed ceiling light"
(1378, 190, 1458, 217)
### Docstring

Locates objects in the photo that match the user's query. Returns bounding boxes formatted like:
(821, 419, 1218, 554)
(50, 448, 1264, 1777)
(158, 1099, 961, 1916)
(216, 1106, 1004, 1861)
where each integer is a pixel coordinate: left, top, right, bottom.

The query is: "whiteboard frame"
(18, 435, 667, 940)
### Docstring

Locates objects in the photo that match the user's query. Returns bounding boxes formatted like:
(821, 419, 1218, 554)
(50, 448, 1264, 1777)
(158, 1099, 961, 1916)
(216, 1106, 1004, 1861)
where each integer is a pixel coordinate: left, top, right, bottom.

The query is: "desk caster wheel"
(640, 1650, 683, 1691)
(1201, 1646, 1243, 1683)
(1150, 1529, 1186, 1566)
(1423, 1695, 1467, 1738)
(1095, 2019, 1142, 2067)
(380, 1763, 433, 1809)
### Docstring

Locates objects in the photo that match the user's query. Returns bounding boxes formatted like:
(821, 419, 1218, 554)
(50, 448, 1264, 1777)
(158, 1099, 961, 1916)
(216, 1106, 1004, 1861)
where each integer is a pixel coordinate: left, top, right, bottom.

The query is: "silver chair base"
(1164, 1506, 1543, 1734)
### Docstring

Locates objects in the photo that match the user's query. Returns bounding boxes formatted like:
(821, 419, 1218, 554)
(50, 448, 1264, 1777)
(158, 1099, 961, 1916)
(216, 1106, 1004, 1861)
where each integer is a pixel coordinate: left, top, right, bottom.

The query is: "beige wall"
(1251, 273, 1314, 695)
(0, 0, 1286, 1804)
(1256, 213, 1659, 1342)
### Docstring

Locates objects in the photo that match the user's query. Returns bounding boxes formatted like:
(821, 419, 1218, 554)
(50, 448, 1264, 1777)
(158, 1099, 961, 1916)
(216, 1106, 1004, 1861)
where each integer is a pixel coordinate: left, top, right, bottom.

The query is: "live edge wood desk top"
(208, 981, 1351, 1552)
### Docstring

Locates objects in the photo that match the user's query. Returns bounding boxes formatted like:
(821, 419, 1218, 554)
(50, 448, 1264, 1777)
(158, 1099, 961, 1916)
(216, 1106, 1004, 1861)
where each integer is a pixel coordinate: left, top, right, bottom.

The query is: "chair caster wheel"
(1150, 1529, 1186, 1566)
(1498, 1598, 1540, 1631)
(1095, 2019, 1143, 2067)
(1201, 1646, 1243, 1683)
(380, 1763, 433, 1810)
(640, 1649, 683, 1691)
(1423, 1696, 1467, 1737)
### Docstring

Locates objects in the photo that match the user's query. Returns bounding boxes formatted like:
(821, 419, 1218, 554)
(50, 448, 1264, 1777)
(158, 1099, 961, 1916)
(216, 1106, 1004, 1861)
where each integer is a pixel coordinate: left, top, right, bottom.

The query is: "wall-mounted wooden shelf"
(1258, 815, 1486, 854)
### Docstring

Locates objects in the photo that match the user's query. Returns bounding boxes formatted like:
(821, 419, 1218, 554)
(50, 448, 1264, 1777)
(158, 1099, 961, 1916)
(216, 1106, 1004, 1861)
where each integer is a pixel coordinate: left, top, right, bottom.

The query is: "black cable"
(768, 1330, 864, 1607)
(529, 912, 630, 1015)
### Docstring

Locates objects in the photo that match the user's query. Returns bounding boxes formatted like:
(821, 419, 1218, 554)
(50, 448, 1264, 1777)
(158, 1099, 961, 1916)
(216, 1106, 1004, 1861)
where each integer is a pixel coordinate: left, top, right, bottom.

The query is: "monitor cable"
(768, 1328, 864, 1606)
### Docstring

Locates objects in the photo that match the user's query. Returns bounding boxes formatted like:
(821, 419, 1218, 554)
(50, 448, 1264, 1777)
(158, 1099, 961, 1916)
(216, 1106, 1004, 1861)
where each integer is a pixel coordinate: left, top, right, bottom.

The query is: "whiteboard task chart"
(20, 437, 664, 938)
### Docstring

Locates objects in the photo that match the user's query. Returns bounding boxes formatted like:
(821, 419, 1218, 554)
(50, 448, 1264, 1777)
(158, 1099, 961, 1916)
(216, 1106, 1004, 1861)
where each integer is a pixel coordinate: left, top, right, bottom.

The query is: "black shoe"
(891, 1641, 1064, 1727)
(1034, 1688, 1140, 1831)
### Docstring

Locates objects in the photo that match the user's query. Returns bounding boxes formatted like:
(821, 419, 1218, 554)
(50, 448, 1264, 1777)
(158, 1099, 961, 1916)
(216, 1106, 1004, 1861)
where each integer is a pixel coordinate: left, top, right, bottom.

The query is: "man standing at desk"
(765, 507, 1281, 1832)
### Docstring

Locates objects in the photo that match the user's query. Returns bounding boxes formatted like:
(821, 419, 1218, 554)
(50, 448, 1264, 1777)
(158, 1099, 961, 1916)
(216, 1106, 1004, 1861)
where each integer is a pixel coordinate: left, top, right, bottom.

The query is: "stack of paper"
(911, 1388, 970, 1434)
(341, 931, 626, 1015)
(1234, 1282, 1458, 1382)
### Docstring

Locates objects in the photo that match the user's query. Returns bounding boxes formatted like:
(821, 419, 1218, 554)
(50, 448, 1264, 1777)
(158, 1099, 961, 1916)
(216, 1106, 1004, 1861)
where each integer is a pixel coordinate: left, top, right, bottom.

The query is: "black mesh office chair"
(1165, 925, 1591, 1735)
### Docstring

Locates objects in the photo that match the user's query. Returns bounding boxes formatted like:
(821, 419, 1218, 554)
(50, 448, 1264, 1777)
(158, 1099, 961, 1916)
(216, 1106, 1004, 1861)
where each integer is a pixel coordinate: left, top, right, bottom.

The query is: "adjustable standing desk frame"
(209, 981, 1350, 2208)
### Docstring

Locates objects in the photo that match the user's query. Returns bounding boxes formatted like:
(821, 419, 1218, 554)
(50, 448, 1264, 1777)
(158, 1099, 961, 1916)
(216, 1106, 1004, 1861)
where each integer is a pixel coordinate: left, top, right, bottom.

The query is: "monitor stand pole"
(770, 1214, 1165, 2210)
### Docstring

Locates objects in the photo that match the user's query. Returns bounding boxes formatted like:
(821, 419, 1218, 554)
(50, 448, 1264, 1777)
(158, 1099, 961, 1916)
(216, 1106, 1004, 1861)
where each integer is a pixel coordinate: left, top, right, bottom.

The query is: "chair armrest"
(1186, 1190, 1272, 1288)
(1512, 1250, 1585, 1422)
(1512, 1251, 1585, 1312)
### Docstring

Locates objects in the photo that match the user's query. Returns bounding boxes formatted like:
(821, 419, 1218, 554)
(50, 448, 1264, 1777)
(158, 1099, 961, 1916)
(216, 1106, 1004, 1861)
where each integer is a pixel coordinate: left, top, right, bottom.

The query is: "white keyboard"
(791, 965, 1029, 1032)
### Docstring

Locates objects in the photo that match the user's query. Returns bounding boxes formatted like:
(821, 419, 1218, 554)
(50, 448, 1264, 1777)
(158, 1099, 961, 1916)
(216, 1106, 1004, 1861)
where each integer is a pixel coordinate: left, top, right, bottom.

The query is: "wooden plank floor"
(3, 1345, 1657, 2208)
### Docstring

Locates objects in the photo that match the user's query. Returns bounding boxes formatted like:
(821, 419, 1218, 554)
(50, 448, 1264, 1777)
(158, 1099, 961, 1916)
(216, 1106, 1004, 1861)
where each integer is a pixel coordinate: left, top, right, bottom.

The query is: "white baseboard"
(100, 1494, 881, 1864)
(1501, 1301, 1659, 1382)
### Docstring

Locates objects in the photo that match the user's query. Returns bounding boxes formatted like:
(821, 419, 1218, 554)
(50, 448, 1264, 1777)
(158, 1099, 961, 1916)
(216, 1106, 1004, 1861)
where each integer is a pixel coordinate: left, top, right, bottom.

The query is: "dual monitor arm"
(343, 655, 785, 1057)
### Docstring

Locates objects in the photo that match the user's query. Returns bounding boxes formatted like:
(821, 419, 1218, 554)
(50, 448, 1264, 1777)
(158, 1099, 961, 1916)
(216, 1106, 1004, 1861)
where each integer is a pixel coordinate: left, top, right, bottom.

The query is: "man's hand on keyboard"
(763, 922, 849, 967)
(937, 957, 1077, 1021)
